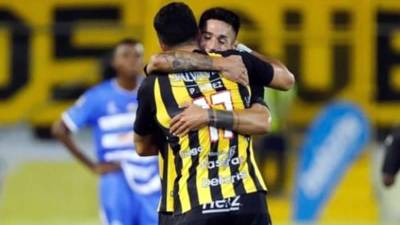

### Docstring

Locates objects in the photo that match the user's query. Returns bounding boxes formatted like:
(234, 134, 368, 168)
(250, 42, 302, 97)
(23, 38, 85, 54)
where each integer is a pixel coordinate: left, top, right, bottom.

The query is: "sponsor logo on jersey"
(202, 172, 248, 188)
(201, 195, 241, 214)
(179, 146, 202, 158)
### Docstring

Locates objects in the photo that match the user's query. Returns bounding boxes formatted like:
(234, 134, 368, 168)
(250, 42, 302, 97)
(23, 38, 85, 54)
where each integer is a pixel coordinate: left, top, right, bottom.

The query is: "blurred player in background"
(52, 39, 160, 225)
(382, 128, 400, 187)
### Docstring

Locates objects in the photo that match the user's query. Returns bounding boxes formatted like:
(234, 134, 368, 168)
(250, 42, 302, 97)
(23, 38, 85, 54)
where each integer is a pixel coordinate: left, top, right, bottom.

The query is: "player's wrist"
(208, 109, 234, 130)
(211, 57, 225, 72)
(200, 108, 209, 126)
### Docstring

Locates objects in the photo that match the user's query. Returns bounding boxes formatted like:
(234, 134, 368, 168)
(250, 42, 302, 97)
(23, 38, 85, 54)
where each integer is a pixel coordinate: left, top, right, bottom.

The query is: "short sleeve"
(134, 76, 158, 136)
(242, 52, 274, 87)
(250, 85, 269, 108)
(62, 90, 98, 133)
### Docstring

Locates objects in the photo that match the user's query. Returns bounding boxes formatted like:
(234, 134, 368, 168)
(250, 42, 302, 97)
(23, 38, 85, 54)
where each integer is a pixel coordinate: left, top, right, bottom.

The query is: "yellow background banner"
(0, 0, 399, 128)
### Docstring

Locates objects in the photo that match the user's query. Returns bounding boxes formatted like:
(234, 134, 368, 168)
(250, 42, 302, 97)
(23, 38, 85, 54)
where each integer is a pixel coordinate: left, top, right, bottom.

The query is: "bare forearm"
(61, 136, 94, 169)
(147, 51, 217, 73)
(209, 104, 271, 135)
(52, 121, 94, 171)
(147, 51, 249, 85)
(233, 104, 271, 135)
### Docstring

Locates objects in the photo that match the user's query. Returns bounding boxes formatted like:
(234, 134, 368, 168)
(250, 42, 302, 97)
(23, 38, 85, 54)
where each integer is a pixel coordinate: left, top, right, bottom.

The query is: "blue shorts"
(99, 171, 160, 225)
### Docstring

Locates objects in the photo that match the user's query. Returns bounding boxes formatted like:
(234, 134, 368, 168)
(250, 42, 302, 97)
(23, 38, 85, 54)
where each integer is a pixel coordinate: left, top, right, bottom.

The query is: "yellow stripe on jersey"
(249, 140, 267, 190)
(158, 152, 164, 182)
(177, 134, 191, 212)
(217, 79, 241, 199)
(217, 132, 236, 199)
(166, 145, 176, 212)
(238, 135, 257, 193)
(154, 78, 170, 129)
(154, 77, 176, 212)
(168, 75, 194, 212)
(196, 128, 213, 205)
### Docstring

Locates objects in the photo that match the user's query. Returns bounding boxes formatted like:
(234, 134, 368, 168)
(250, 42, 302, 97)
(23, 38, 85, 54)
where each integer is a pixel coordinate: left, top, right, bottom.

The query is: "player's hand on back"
(217, 55, 248, 86)
(92, 162, 121, 175)
(170, 103, 209, 137)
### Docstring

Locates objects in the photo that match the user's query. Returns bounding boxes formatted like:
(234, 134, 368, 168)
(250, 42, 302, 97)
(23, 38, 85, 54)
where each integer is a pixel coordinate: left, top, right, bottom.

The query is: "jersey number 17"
(193, 90, 233, 142)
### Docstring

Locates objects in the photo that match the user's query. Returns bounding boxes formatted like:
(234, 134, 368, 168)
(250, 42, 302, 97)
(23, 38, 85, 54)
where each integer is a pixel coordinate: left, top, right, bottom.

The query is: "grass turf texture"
(0, 162, 99, 225)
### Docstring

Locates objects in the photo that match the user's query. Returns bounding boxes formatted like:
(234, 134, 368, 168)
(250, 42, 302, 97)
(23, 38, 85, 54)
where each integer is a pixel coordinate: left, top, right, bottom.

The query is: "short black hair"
(153, 2, 198, 47)
(199, 7, 240, 35)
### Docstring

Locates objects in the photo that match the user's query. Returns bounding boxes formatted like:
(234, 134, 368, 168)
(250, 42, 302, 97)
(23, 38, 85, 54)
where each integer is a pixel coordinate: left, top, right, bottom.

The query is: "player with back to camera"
(134, 3, 277, 225)
(144, 8, 295, 224)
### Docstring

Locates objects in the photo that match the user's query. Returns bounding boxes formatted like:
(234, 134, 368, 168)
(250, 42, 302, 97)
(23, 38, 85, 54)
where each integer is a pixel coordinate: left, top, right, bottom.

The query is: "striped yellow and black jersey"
(158, 139, 176, 212)
(134, 50, 274, 214)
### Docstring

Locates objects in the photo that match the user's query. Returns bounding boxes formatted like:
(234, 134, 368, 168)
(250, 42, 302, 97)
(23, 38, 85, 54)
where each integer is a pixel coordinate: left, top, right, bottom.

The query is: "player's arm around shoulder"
(146, 51, 249, 86)
(236, 43, 295, 91)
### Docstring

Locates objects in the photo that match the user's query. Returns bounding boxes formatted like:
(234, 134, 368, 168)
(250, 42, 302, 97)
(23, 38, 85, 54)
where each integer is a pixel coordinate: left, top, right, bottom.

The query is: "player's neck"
(115, 76, 138, 91)
(168, 40, 198, 52)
